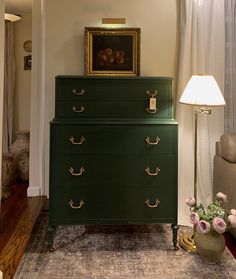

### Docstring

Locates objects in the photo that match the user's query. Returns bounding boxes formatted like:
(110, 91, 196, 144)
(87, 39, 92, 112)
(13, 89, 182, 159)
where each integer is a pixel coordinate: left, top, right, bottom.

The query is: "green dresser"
(48, 76, 179, 250)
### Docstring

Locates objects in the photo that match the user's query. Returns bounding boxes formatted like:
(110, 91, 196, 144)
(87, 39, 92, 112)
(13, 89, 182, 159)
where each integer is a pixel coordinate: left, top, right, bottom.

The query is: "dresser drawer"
(56, 76, 172, 102)
(50, 187, 176, 223)
(52, 124, 176, 154)
(55, 100, 171, 119)
(52, 154, 175, 188)
(55, 76, 173, 119)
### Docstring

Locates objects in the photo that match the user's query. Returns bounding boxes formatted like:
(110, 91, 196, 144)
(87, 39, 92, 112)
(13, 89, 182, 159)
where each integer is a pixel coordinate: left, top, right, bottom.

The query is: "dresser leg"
(48, 225, 55, 252)
(171, 224, 179, 250)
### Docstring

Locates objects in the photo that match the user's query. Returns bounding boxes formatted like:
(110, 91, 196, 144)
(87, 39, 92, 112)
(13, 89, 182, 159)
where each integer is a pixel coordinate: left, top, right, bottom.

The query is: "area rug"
(15, 212, 236, 279)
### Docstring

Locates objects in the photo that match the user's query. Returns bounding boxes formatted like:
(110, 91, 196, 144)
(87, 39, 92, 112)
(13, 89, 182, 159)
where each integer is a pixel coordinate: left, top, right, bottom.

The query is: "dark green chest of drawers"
(48, 76, 179, 250)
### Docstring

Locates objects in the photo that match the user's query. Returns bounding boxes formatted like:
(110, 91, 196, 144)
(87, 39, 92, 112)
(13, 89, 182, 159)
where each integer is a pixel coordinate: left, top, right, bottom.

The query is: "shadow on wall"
(55, 35, 84, 74)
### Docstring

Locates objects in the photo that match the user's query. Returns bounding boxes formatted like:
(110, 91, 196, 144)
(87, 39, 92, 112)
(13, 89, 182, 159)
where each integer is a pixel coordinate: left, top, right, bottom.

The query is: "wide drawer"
(50, 187, 176, 223)
(55, 100, 171, 119)
(55, 76, 173, 119)
(51, 124, 176, 154)
(56, 76, 172, 102)
(51, 154, 175, 188)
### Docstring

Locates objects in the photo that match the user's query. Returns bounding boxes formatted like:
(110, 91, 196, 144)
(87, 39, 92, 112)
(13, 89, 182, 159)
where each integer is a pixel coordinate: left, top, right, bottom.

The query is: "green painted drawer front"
(53, 154, 174, 188)
(55, 100, 171, 119)
(56, 76, 172, 102)
(51, 187, 175, 223)
(55, 76, 173, 119)
(53, 124, 175, 155)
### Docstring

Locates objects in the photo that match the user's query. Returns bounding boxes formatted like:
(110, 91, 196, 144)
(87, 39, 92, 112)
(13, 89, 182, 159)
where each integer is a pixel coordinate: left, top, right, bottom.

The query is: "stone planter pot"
(194, 230, 225, 264)
(17, 151, 29, 181)
(11, 130, 30, 182)
(1, 153, 16, 199)
(11, 130, 30, 158)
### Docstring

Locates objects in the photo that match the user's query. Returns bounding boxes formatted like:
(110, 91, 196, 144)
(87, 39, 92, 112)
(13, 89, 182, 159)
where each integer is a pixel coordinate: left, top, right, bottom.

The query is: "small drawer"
(52, 154, 175, 188)
(50, 187, 176, 223)
(51, 124, 176, 155)
(55, 100, 171, 119)
(56, 76, 172, 102)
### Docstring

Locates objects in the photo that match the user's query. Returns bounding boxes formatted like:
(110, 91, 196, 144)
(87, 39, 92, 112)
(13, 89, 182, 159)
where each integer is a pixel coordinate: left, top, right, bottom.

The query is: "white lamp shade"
(179, 75, 226, 106)
(5, 13, 21, 22)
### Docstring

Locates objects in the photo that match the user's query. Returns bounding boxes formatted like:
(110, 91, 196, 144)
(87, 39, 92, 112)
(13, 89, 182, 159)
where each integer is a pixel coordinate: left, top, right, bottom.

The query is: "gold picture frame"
(85, 27, 140, 76)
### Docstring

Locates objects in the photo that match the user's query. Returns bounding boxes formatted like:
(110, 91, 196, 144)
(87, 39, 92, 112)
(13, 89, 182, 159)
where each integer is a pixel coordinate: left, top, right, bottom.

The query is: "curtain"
(225, 0, 236, 133)
(3, 21, 15, 153)
(176, 0, 225, 225)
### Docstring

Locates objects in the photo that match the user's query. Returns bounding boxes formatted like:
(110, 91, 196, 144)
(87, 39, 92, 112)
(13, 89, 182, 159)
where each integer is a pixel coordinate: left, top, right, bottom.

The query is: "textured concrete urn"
(11, 130, 30, 181)
(194, 230, 226, 264)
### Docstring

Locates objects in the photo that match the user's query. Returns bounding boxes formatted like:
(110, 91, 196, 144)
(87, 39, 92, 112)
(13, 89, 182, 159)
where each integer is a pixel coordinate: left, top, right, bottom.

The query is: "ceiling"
(5, 0, 32, 14)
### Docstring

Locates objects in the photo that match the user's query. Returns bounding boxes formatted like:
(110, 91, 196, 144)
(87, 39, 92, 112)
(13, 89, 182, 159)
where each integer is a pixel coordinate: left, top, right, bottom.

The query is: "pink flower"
(197, 220, 211, 234)
(230, 209, 236, 216)
(186, 197, 195, 207)
(189, 212, 199, 225)
(216, 192, 227, 203)
(228, 215, 236, 228)
(212, 217, 227, 233)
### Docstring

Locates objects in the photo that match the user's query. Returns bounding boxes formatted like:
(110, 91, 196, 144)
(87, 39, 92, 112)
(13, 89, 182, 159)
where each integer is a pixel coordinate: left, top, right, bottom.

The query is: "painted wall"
(29, 0, 45, 196)
(13, 12, 32, 135)
(39, 0, 180, 195)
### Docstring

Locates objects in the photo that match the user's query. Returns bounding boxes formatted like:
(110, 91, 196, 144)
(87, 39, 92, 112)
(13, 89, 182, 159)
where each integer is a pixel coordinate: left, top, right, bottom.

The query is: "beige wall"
(40, 0, 180, 195)
(28, 0, 45, 196)
(14, 12, 32, 135)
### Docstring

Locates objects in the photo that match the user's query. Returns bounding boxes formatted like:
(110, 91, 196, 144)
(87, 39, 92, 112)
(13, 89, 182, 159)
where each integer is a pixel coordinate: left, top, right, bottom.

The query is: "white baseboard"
(27, 186, 41, 197)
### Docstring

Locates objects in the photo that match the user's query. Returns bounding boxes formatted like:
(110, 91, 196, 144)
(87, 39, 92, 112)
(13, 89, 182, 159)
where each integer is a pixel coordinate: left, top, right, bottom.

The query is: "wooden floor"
(0, 184, 47, 279)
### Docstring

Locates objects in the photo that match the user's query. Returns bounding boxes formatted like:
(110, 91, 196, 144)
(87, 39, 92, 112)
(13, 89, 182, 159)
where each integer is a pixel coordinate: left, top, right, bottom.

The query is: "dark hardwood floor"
(0, 183, 47, 279)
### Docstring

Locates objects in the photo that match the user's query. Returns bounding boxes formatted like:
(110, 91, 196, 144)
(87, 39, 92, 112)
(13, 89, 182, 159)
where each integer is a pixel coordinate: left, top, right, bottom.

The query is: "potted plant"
(186, 192, 236, 264)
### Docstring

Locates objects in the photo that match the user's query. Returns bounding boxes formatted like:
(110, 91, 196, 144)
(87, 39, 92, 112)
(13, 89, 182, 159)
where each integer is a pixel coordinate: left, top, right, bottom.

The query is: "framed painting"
(85, 27, 140, 76)
(24, 55, 32, 70)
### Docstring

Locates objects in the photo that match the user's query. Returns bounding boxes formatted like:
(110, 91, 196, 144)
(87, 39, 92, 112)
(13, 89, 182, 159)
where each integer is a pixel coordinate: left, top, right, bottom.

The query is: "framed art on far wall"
(85, 27, 140, 76)
(24, 55, 32, 70)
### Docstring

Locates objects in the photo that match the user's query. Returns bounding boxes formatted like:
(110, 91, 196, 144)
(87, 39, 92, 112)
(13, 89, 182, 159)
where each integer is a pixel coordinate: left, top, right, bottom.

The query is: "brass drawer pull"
(145, 136, 160, 145)
(69, 166, 85, 176)
(145, 89, 158, 97)
(145, 198, 160, 208)
(72, 106, 85, 113)
(146, 108, 157, 114)
(72, 88, 85, 95)
(69, 136, 85, 145)
(145, 166, 160, 176)
(68, 199, 85, 209)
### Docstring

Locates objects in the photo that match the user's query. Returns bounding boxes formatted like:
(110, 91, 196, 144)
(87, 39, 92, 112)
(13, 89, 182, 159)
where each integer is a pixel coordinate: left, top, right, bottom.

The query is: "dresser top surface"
(56, 75, 173, 81)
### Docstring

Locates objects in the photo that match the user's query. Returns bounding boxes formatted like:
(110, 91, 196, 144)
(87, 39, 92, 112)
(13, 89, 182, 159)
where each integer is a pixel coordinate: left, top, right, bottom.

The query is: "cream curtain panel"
(176, 0, 225, 225)
(225, 0, 236, 133)
(3, 21, 15, 153)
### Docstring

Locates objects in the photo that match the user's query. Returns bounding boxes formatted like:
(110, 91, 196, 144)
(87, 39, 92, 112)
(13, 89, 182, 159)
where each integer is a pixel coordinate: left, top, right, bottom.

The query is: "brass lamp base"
(179, 231, 197, 253)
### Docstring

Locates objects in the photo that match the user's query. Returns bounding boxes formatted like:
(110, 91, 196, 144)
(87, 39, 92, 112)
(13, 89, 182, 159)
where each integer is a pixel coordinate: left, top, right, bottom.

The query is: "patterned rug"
(15, 212, 236, 279)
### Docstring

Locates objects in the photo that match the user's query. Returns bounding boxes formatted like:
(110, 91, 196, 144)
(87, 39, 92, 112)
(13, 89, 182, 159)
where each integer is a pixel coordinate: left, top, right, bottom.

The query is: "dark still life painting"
(85, 28, 140, 76)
